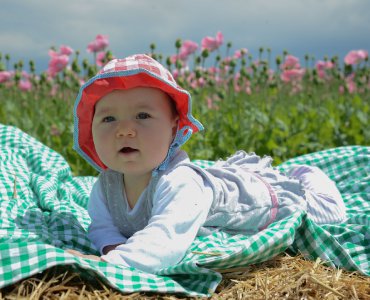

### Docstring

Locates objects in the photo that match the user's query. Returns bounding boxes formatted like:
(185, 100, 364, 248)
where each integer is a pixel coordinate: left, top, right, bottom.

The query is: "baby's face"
(92, 87, 178, 179)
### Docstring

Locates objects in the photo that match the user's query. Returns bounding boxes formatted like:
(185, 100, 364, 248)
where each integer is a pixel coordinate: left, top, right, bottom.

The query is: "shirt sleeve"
(87, 179, 128, 253)
(101, 166, 213, 274)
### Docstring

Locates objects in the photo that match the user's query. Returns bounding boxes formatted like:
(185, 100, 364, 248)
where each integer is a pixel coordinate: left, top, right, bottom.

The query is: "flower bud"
(105, 50, 113, 61)
(40, 73, 47, 83)
(175, 39, 182, 49)
(150, 43, 156, 51)
(165, 57, 171, 68)
(88, 66, 96, 77)
(29, 60, 35, 73)
(240, 67, 247, 77)
(175, 60, 182, 69)
(217, 91, 225, 99)
(14, 71, 21, 82)
(72, 59, 80, 73)
(201, 49, 209, 59)
(195, 69, 202, 79)
(275, 56, 282, 66)
(82, 59, 89, 70)
(252, 64, 257, 72)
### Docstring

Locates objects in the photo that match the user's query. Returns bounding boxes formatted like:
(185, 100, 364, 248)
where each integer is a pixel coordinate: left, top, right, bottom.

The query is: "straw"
(1, 254, 369, 299)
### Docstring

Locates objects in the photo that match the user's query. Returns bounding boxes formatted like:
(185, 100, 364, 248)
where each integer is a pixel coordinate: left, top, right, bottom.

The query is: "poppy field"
(0, 33, 369, 175)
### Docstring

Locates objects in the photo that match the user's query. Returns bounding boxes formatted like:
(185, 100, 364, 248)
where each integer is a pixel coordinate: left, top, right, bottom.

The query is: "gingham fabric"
(100, 54, 177, 83)
(0, 124, 369, 297)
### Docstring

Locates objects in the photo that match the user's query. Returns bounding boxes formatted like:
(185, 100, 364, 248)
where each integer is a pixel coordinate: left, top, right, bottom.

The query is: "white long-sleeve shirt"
(88, 160, 214, 273)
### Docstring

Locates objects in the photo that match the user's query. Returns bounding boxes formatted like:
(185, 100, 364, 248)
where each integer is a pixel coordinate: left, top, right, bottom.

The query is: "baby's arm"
(101, 167, 213, 274)
(88, 180, 128, 253)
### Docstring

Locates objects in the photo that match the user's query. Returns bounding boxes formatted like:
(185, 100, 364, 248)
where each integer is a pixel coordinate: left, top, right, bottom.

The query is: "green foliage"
(1, 43, 369, 176)
(1, 79, 368, 176)
(0, 84, 97, 176)
(182, 85, 369, 166)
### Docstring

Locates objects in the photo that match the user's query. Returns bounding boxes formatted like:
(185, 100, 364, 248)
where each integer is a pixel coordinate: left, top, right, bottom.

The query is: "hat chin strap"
(152, 125, 193, 176)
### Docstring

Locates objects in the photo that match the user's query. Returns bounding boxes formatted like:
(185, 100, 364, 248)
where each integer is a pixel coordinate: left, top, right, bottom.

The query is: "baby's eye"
(136, 112, 151, 119)
(102, 116, 116, 123)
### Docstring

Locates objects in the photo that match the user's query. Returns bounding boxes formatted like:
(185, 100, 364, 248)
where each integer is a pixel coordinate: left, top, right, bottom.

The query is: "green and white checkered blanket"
(0, 124, 369, 297)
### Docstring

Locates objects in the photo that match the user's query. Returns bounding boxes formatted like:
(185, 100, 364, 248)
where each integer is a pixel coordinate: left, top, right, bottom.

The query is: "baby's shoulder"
(161, 162, 203, 183)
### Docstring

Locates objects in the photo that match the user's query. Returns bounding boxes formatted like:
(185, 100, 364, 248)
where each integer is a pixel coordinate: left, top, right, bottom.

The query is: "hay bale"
(1, 254, 369, 299)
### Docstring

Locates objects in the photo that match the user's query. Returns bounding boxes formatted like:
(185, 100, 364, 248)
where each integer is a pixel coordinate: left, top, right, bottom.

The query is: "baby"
(70, 54, 346, 273)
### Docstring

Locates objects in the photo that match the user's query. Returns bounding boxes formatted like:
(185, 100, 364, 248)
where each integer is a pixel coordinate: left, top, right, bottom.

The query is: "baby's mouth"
(120, 147, 138, 154)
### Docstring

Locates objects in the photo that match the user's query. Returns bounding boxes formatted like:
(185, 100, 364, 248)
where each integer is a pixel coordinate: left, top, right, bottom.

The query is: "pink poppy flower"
(170, 54, 179, 64)
(47, 52, 69, 77)
(201, 31, 224, 52)
(172, 40, 199, 63)
(207, 66, 219, 74)
(96, 52, 106, 67)
(181, 40, 198, 55)
(234, 48, 248, 59)
(0, 71, 12, 83)
(344, 50, 368, 65)
(21, 70, 31, 79)
(87, 34, 109, 53)
(345, 74, 356, 93)
(19, 80, 32, 91)
(280, 68, 305, 83)
(316, 60, 334, 70)
(59, 45, 74, 56)
(346, 80, 356, 93)
(281, 55, 300, 70)
(171, 69, 179, 79)
(316, 60, 334, 79)
(172, 53, 187, 63)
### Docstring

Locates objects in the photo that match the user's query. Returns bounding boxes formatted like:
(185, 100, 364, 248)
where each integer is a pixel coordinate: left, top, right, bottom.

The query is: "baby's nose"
(116, 121, 136, 137)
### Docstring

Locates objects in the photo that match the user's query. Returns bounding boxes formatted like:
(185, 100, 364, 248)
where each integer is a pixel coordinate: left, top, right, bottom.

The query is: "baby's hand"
(66, 249, 102, 262)
(102, 243, 124, 254)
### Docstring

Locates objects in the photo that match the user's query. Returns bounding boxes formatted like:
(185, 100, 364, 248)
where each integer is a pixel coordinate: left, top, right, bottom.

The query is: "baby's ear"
(172, 116, 179, 137)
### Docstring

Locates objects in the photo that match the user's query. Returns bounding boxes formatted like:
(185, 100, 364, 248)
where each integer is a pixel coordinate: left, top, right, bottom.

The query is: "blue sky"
(1, 0, 369, 72)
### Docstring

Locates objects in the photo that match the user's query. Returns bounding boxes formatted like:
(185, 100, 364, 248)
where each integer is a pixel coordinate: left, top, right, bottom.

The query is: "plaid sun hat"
(73, 54, 204, 171)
